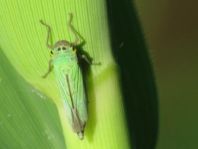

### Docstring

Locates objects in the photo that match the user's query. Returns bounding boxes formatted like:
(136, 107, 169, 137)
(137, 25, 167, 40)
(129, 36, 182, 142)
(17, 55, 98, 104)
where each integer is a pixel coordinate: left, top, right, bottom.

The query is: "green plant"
(0, 0, 158, 149)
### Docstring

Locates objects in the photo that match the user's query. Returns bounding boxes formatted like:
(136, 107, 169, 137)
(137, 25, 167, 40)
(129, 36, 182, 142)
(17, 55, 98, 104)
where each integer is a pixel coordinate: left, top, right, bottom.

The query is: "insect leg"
(68, 13, 85, 46)
(42, 59, 53, 78)
(40, 20, 53, 49)
(81, 54, 101, 65)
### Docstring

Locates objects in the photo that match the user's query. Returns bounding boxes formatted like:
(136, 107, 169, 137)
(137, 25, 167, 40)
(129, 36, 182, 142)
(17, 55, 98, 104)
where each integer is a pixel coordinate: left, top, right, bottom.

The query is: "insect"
(40, 14, 98, 139)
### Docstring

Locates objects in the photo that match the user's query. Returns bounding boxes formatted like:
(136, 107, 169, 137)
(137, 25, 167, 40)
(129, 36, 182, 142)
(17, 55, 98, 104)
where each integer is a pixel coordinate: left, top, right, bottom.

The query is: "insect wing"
(56, 62, 88, 132)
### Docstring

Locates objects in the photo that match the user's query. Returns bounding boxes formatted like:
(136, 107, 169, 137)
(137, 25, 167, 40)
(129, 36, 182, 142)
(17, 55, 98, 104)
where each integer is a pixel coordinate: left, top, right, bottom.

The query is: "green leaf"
(0, 0, 158, 149)
(0, 50, 66, 148)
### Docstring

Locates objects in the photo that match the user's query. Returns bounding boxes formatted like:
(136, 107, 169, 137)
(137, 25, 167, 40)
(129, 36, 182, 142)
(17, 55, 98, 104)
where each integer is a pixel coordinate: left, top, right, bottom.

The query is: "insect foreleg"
(40, 20, 53, 49)
(68, 13, 85, 46)
(42, 59, 53, 78)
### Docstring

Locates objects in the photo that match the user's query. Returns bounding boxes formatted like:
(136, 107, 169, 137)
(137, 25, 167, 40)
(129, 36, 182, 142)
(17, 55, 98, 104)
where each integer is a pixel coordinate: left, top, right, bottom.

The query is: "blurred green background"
(1, 0, 197, 148)
(135, 0, 198, 149)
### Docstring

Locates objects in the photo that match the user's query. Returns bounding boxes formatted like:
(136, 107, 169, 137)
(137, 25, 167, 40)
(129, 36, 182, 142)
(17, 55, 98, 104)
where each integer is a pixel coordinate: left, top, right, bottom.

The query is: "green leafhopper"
(40, 14, 98, 140)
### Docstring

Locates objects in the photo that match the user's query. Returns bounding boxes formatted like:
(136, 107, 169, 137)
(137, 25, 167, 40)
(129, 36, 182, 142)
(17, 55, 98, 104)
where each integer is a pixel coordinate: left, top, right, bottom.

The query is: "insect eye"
(57, 47, 61, 51)
(62, 47, 66, 50)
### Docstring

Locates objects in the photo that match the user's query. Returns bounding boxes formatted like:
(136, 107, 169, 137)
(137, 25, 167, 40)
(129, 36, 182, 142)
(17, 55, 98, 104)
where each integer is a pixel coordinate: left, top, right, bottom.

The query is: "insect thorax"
(52, 49, 77, 65)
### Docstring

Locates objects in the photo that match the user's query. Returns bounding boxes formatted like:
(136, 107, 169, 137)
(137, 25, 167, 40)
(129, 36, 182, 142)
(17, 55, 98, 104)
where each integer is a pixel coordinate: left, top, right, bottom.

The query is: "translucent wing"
(55, 61, 87, 136)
